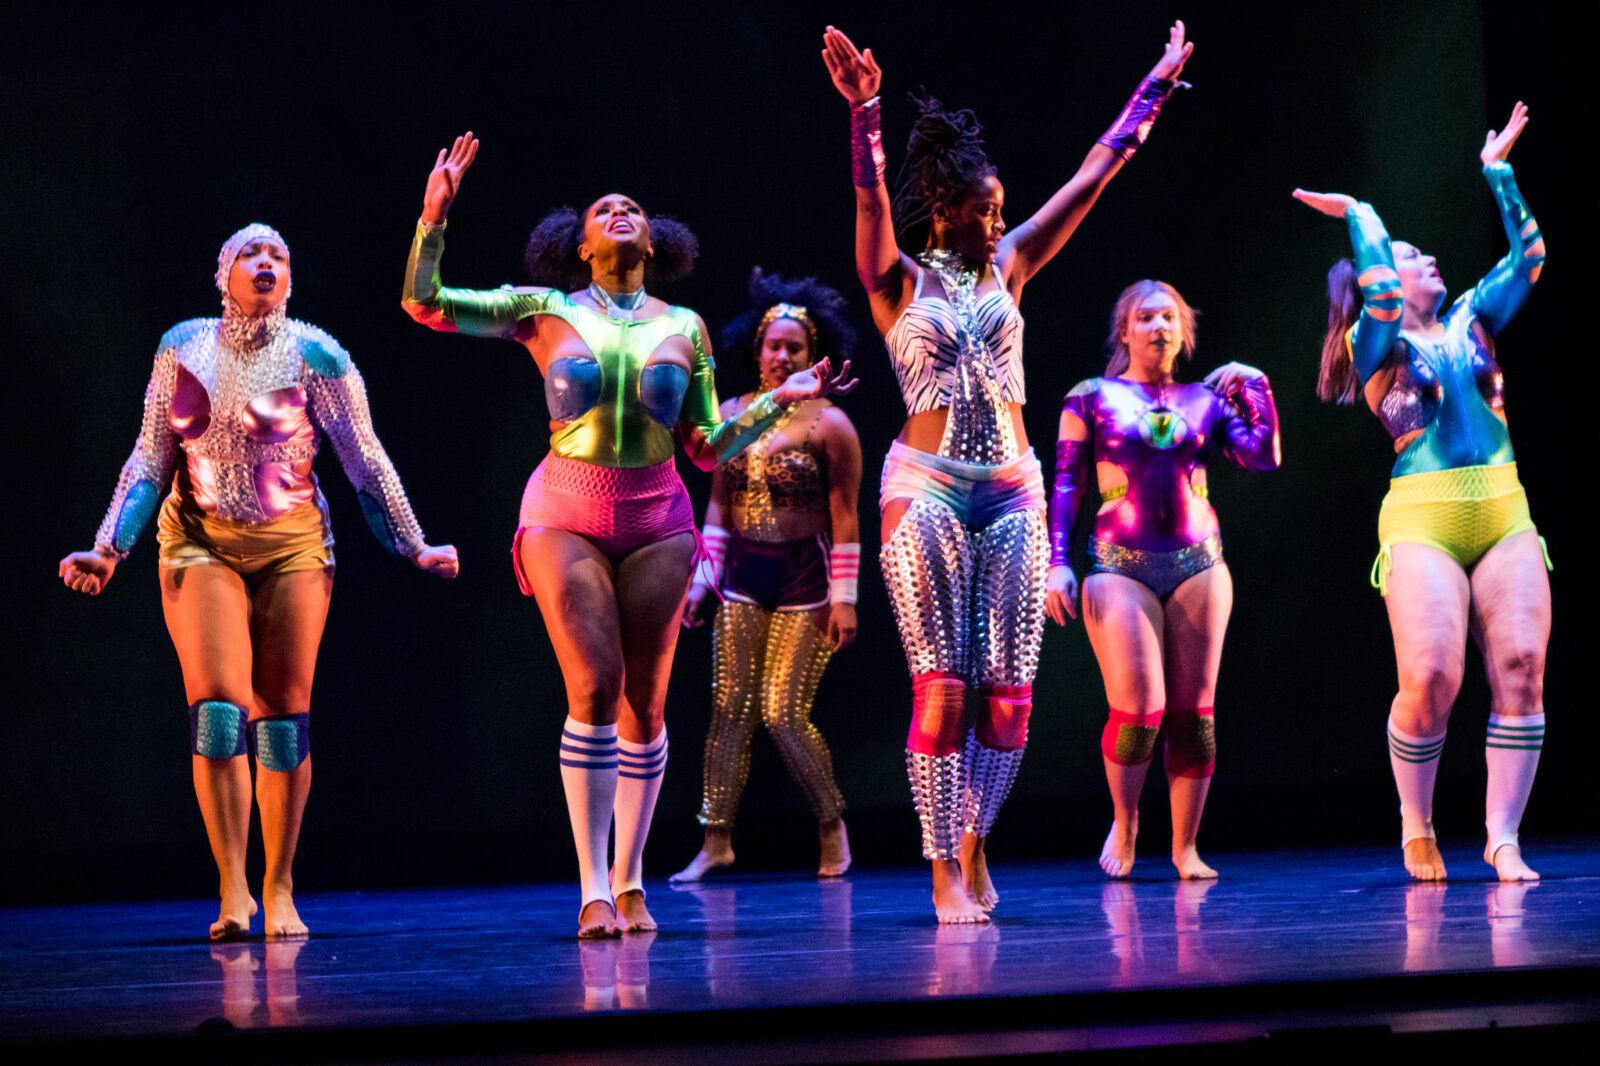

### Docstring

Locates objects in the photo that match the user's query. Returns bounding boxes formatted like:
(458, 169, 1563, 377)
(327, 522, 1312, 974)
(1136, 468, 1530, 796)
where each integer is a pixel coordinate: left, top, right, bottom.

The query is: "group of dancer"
(59, 20, 1551, 936)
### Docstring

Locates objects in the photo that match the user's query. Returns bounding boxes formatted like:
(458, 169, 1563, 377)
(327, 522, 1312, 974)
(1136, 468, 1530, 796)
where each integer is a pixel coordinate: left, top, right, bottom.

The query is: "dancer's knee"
(908, 673, 966, 756)
(189, 699, 249, 761)
(1163, 707, 1215, 779)
(975, 685, 1031, 752)
(1490, 644, 1546, 717)
(1101, 706, 1163, 765)
(249, 713, 310, 772)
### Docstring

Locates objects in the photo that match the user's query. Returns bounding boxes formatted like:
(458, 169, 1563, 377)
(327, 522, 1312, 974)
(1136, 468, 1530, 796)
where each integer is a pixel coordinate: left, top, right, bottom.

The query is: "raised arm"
(1294, 189, 1401, 386)
(822, 26, 914, 334)
(1472, 103, 1543, 336)
(305, 342, 457, 576)
(1000, 21, 1193, 292)
(400, 133, 554, 339)
(1202, 364, 1282, 471)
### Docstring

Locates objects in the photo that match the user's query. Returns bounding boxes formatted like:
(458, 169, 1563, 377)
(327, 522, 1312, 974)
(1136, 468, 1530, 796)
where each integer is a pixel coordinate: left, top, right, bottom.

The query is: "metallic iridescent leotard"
(1051, 376, 1280, 598)
(402, 221, 781, 469)
(1342, 163, 1548, 588)
(98, 229, 426, 561)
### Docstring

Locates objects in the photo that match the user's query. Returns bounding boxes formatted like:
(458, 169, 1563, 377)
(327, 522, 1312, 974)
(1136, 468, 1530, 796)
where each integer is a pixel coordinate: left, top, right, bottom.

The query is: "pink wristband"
(829, 542, 860, 605)
(696, 525, 728, 588)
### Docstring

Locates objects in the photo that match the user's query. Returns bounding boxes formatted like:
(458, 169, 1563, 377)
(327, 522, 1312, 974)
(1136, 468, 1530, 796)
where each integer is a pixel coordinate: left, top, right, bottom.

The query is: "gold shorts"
(156, 490, 335, 584)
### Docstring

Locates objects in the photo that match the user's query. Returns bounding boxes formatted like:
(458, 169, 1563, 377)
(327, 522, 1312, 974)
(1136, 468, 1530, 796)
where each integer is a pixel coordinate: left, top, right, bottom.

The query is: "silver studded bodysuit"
(879, 252, 1050, 860)
(95, 312, 427, 560)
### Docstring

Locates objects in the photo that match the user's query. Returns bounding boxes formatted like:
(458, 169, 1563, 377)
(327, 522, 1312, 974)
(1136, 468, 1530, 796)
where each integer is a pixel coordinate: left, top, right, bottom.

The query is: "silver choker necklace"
(588, 282, 648, 322)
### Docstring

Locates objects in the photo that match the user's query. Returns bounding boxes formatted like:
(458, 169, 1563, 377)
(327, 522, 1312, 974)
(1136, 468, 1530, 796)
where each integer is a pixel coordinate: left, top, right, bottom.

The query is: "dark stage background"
(2, 1, 1579, 903)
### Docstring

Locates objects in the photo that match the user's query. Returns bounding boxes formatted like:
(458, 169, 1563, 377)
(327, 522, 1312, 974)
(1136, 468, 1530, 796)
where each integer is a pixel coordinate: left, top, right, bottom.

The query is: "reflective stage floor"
(4, 839, 1598, 1062)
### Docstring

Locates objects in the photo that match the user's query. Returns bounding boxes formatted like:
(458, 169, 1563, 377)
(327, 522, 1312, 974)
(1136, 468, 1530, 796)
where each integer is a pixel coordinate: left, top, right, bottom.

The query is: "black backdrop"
(2, 1, 1580, 903)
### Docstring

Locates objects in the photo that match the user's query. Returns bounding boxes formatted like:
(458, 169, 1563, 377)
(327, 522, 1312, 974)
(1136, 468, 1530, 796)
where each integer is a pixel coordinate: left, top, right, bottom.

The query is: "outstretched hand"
(1481, 101, 1529, 166)
(1149, 19, 1194, 81)
(411, 543, 460, 578)
(59, 550, 116, 595)
(772, 357, 858, 407)
(1292, 189, 1358, 218)
(821, 26, 881, 105)
(421, 132, 479, 225)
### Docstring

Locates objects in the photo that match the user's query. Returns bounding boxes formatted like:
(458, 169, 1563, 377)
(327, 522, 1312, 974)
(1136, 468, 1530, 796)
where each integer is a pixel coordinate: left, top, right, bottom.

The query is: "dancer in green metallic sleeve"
(401, 133, 854, 939)
(1297, 101, 1550, 884)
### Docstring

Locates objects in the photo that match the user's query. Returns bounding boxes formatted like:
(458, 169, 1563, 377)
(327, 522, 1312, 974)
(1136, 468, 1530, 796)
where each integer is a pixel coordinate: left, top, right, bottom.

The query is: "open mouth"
(252, 270, 277, 293)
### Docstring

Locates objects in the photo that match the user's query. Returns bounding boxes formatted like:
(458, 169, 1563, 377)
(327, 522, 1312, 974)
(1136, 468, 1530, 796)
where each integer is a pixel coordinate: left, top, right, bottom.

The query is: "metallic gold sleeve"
(94, 347, 181, 558)
(306, 357, 427, 557)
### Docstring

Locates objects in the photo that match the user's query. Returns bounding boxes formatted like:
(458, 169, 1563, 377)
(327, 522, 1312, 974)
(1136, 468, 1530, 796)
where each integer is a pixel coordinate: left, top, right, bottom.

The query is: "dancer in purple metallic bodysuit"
(1047, 280, 1279, 879)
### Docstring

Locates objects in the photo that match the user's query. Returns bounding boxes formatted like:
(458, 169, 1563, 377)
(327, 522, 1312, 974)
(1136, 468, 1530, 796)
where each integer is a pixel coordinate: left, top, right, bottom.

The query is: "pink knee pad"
(907, 672, 966, 756)
(1164, 707, 1215, 779)
(975, 684, 1031, 752)
(1102, 706, 1163, 765)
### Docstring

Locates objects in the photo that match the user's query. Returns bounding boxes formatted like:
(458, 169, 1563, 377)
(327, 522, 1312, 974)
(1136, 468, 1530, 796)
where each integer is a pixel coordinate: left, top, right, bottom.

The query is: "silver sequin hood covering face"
(92, 225, 427, 558)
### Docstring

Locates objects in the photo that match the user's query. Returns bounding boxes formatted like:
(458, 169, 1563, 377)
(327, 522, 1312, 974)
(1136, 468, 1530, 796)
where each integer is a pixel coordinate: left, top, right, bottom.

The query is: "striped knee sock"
(613, 728, 668, 897)
(559, 717, 618, 906)
(1388, 714, 1446, 845)
(1485, 713, 1545, 856)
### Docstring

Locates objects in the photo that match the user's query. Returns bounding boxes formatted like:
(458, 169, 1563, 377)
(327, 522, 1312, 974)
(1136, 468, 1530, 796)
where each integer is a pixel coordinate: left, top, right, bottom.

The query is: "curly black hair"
(523, 203, 699, 292)
(890, 91, 997, 249)
(721, 268, 856, 367)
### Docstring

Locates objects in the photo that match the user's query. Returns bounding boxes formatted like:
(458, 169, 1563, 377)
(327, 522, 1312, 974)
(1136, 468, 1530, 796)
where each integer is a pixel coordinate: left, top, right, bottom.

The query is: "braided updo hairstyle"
(890, 91, 997, 249)
(721, 268, 856, 367)
(523, 202, 699, 293)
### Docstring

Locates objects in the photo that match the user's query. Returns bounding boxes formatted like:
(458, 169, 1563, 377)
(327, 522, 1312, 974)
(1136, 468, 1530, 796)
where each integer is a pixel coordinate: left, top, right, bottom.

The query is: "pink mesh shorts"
(512, 453, 697, 595)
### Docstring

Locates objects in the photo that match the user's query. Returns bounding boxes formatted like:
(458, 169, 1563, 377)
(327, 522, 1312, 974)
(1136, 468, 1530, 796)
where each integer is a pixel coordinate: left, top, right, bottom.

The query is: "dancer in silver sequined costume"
(823, 22, 1193, 922)
(60, 224, 457, 940)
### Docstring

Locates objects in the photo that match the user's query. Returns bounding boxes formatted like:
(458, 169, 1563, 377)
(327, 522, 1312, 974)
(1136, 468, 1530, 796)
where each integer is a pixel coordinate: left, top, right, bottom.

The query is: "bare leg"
(1163, 563, 1231, 880)
(611, 531, 698, 932)
(1469, 530, 1550, 882)
(1082, 572, 1166, 878)
(520, 528, 627, 938)
(162, 564, 258, 939)
(249, 566, 333, 938)
(1386, 543, 1471, 881)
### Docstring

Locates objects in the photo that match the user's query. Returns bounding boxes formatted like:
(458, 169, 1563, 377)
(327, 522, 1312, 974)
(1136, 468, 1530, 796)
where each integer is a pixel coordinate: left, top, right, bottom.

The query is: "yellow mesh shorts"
(1371, 462, 1549, 595)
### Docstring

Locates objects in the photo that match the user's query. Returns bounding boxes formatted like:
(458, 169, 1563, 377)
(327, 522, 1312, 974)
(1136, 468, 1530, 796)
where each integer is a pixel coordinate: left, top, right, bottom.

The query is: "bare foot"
(932, 858, 989, 924)
(1403, 837, 1448, 881)
(615, 889, 658, 933)
(818, 819, 852, 877)
(1172, 846, 1217, 880)
(1100, 819, 1137, 878)
(210, 885, 258, 941)
(1486, 842, 1540, 882)
(670, 849, 734, 883)
(262, 884, 308, 939)
(578, 899, 622, 939)
(959, 831, 997, 911)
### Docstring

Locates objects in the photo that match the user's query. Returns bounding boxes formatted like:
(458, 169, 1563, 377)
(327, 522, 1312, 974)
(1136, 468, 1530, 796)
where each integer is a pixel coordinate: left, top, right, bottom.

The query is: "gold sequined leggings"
(698, 601, 844, 827)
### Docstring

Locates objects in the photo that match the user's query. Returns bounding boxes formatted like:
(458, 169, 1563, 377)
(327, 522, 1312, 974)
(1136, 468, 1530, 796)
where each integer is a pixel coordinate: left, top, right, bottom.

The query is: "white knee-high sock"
(1485, 713, 1545, 856)
(559, 717, 618, 906)
(1388, 714, 1446, 845)
(612, 727, 668, 896)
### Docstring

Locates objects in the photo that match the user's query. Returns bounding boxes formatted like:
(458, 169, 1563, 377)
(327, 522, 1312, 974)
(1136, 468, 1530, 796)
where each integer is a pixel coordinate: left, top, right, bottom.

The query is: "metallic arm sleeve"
(1096, 76, 1183, 161)
(94, 347, 181, 558)
(851, 96, 886, 187)
(1050, 389, 1095, 567)
(1215, 377, 1282, 472)
(1473, 162, 1545, 336)
(678, 324, 788, 470)
(401, 220, 547, 338)
(305, 355, 427, 558)
(1343, 202, 1403, 386)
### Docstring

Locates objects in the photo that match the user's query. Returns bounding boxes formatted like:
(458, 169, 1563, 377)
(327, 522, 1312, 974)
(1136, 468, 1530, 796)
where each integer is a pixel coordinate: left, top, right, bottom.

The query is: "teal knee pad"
(189, 700, 248, 759)
(249, 714, 310, 771)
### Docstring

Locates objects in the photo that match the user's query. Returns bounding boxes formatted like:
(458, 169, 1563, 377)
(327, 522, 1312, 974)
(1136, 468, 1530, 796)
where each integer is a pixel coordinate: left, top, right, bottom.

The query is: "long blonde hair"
(1104, 280, 1198, 376)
